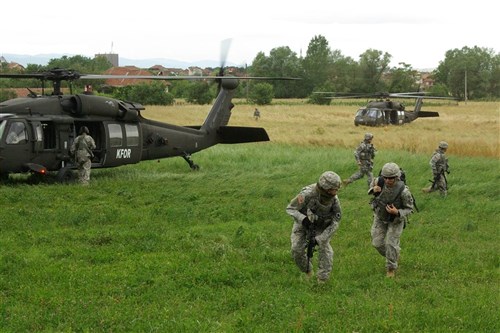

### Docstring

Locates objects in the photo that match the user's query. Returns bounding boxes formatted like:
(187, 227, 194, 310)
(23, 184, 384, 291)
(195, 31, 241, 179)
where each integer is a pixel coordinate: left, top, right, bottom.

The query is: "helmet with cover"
(318, 171, 341, 190)
(438, 141, 448, 149)
(381, 162, 401, 178)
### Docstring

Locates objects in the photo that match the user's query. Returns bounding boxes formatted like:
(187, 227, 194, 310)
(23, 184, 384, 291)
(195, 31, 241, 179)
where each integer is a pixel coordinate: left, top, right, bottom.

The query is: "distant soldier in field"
(343, 133, 376, 188)
(286, 171, 342, 283)
(422, 141, 449, 196)
(368, 162, 414, 278)
(253, 108, 261, 120)
(70, 126, 96, 185)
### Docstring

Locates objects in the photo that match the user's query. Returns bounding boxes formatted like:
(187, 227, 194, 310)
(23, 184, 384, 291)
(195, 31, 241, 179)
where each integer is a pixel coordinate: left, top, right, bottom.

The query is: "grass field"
(1, 101, 499, 332)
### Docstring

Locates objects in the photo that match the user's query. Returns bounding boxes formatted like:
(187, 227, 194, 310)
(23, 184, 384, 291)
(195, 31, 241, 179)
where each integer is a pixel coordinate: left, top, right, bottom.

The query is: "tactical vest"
(359, 143, 375, 160)
(373, 179, 405, 221)
(299, 192, 339, 228)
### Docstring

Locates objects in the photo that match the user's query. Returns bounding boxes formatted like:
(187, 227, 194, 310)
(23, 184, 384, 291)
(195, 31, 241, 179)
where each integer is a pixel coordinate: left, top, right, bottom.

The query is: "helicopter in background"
(318, 92, 457, 127)
(0, 66, 296, 182)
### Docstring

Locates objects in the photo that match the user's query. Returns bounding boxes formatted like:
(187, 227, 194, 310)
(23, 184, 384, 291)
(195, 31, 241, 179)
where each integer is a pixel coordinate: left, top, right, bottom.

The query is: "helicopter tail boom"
(417, 111, 440, 118)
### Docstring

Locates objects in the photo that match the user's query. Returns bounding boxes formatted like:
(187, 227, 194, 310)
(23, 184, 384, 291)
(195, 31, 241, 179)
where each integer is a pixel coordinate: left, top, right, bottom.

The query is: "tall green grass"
(1, 143, 498, 332)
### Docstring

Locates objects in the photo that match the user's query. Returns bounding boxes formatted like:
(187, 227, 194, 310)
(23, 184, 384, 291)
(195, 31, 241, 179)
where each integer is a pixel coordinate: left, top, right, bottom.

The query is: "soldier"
(253, 108, 261, 120)
(343, 133, 376, 188)
(286, 171, 342, 283)
(422, 141, 449, 196)
(70, 126, 96, 185)
(368, 162, 414, 278)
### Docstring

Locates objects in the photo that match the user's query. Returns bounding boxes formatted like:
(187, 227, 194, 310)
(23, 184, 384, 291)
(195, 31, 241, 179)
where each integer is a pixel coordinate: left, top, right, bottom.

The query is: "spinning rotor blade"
(219, 38, 232, 76)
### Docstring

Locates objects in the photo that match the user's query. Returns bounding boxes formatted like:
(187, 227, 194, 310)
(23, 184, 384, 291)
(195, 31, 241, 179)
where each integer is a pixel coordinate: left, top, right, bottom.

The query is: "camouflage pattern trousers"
(77, 159, 92, 185)
(432, 173, 448, 196)
(370, 215, 404, 271)
(291, 222, 333, 280)
(348, 161, 373, 187)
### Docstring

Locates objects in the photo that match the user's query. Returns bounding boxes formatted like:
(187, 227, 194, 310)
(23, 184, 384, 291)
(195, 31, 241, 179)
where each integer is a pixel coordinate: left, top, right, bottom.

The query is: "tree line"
(1, 35, 498, 105)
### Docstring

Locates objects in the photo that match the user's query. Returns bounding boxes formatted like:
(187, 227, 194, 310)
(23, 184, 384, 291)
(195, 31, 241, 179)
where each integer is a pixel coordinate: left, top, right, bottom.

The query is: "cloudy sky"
(2, 0, 497, 69)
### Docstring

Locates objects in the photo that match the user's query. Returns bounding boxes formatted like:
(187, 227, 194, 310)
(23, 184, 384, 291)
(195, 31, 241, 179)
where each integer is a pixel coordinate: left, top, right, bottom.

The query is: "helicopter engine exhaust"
(60, 94, 141, 121)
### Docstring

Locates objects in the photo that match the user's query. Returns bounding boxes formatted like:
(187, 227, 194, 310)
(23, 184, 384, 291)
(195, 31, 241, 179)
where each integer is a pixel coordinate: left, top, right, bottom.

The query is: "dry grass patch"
(141, 101, 499, 158)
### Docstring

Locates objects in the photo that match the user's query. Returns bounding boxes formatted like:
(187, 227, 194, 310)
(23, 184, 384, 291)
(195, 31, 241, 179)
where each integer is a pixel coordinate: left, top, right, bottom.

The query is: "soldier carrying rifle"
(343, 133, 376, 188)
(286, 172, 342, 283)
(422, 141, 450, 197)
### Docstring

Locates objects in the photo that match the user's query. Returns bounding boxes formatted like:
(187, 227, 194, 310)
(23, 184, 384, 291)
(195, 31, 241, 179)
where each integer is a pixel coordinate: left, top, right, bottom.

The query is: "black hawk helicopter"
(318, 92, 456, 127)
(0, 67, 296, 182)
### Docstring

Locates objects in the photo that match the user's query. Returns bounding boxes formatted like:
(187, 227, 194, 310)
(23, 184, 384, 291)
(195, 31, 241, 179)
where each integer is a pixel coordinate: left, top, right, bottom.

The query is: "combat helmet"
(438, 141, 448, 149)
(318, 171, 341, 190)
(381, 162, 401, 178)
(364, 133, 374, 141)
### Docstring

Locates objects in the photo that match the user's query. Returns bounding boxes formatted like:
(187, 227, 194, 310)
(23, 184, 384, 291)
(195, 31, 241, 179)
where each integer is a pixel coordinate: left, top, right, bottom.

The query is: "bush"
(249, 83, 274, 105)
(186, 81, 213, 105)
(0, 89, 17, 102)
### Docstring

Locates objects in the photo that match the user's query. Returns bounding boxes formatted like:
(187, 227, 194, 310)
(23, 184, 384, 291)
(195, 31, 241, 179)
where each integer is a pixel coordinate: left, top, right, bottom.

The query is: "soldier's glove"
(302, 217, 312, 228)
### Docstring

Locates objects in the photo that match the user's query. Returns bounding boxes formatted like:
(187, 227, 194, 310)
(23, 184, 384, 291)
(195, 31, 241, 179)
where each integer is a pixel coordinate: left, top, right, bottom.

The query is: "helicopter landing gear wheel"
(56, 167, 75, 183)
(182, 153, 200, 171)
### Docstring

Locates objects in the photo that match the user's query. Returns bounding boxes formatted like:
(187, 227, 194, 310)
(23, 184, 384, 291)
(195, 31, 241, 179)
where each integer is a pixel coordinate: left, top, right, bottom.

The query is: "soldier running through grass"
(343, 133, 376, 188)
(422, 141, 449, 196)
(286, 171, 342, 283)
(368, 162, 414, 278)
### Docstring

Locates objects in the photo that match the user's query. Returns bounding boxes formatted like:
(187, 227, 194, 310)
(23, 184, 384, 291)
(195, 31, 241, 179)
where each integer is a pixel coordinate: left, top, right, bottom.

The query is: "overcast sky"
(2, 0, 498, 69)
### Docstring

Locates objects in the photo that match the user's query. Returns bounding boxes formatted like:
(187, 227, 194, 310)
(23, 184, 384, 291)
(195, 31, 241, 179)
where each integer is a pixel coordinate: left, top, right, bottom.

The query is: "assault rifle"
(306, 225, 316, 274)
(429, 168, 449, 191)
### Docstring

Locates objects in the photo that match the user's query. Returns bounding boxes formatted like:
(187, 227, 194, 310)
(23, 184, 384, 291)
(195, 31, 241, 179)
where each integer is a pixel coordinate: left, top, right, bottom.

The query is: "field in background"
(142, 100, 499, 158)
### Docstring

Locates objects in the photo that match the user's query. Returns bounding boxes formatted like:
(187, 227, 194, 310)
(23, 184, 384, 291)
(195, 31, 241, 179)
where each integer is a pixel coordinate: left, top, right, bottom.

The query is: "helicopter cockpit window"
(367, 109, 381, 118)
(124, 124, 139, 147)
(108, 123, 123, 147)
(355, 109, 367, 117)
(6, 121, 27, 144)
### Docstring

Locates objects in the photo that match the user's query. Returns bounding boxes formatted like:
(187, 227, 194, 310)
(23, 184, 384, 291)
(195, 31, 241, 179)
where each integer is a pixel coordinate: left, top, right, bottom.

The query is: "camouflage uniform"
(286, 172, 342, 282)
(369, 163, 414, 277)
(344, 133, 376, 188)
(70, 128, 96, 185)
(423, 141, 449, 196)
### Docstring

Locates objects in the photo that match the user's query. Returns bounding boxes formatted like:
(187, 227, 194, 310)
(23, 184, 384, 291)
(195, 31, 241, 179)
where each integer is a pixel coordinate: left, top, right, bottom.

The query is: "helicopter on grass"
(317, 92, 456, 127)
(0, 65, 296, 182)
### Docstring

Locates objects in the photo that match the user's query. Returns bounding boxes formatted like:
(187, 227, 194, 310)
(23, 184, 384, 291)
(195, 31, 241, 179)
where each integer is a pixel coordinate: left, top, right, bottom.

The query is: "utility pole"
(464, 68, 468, 105)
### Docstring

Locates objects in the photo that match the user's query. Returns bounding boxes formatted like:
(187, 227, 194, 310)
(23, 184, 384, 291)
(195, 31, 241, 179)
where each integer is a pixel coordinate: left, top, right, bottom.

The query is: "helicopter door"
(102, 122, 142, 167)
(0, 120, 31, 173)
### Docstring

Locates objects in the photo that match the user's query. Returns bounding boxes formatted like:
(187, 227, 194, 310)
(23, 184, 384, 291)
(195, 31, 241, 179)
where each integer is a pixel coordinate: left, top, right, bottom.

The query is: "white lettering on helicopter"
(116, 149, 132, 159)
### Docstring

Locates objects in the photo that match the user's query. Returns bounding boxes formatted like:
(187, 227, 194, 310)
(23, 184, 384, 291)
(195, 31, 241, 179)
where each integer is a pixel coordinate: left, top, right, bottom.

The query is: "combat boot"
(421, 187, 432, 193)
(386, 269, 395, 278)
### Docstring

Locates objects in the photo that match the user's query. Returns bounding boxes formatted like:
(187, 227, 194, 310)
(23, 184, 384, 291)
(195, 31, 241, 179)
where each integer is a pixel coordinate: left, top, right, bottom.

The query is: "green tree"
(355, 49, 391, 93)
(434, 46, 500, 100)
(114, 81, 174, 105)
(327, 50, 357, 93)
(248, 48, 303, 98)
(249, 82, 274, 105)
(302, 35, 333, 95)
(388, 63, 419, 92)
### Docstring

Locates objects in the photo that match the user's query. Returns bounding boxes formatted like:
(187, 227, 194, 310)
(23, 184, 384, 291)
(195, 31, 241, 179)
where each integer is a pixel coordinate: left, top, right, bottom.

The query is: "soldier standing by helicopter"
(343, 133, 376, 188)
(286, 171, 343, 283)
(422, 141, 449, 196)
(70, 126, 96, 185)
